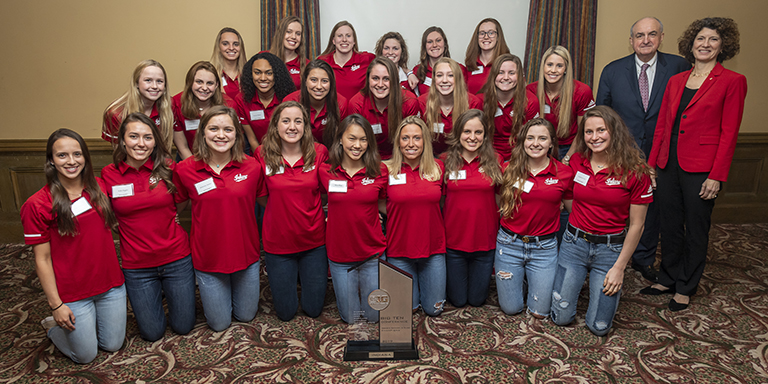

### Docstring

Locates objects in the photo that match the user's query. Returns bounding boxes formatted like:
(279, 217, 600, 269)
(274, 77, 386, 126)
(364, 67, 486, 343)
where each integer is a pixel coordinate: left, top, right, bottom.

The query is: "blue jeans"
(446, 248, 494, 307)
(123, 255, 196, 341)
(494, 230, 559, 316)
(195, 261, 260, 331)
(556, 144, 572, 243)
(266, 246, 328, 321)
(551, 226, 624, 336)
(329, 256, 381, 324)
(47, 284, 126, 364)
(387, 254, 446, 316)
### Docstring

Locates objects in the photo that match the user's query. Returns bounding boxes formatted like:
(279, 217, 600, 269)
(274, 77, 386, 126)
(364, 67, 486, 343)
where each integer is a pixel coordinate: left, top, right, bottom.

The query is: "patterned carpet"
(1, 224, 767, 383)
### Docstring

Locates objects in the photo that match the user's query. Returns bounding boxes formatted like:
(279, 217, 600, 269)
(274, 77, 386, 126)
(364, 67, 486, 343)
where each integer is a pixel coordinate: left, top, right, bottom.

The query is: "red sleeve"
(561, 163, 574, 200)
(468, 94, 483, 109)
(710, 72, 748, 181)
(315, 143, 329, 164)
(417, 94, 428, 116)
(172, 93, 183, 132)
(525, 90, 540, 119)
(402, 91, 420, 117)
(458, 63, 469, 84)
(347, 93, 365, 115)
(283, 91, 301, 103)
(172, 162, 189, 204)
(102, 110, 121, 143)
(20, 190, 52, 245)
(231, 93, 252, 129)
(630, 173, 653, 205)
(253, 156, 268, 198)
(573, 81, 596, 117)
(338, 93, 349, 119)
(378, 164, 389, 199)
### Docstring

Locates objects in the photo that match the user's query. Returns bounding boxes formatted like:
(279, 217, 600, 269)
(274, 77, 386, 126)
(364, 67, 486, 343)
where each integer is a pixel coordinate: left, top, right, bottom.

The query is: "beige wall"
(595, 0, 764, 132)
(0, 1, 261, 139)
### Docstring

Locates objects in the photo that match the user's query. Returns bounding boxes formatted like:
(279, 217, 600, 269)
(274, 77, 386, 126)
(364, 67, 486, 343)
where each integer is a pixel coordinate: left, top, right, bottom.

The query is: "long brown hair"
(384, 116, 441, 182)
(425, 58, 469, 135)
(113, 113, 176, 193)
(45, 129, 117, 236)
(465, 18, 510, 71)
(480, 54, 527, 145)
(300, 60, 341, 145)
(416, 27, 451, 83)
(328, 114, 382, 179)
(181, 61, 225, 119)
(362, 57, 404, 144)
(442, 109, 502, 185)
(192, 106, 247, 163)
(260, 101, 317, 175)
(269, 15, 307, 73)
(536, 46, 574, 139)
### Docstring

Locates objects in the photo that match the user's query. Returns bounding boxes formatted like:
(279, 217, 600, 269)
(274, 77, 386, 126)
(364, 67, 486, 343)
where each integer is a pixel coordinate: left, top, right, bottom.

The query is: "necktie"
(639, 63, 650, 111)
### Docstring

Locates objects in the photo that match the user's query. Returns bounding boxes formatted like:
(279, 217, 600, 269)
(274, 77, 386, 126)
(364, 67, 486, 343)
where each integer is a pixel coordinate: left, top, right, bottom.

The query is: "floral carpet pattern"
(1, 224, 767, 383)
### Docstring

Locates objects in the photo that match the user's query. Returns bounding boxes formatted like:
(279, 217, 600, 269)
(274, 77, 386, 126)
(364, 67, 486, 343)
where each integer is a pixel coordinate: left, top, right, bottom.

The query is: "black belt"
(567, 223, 625, 245)
(501, 226, 556, 243)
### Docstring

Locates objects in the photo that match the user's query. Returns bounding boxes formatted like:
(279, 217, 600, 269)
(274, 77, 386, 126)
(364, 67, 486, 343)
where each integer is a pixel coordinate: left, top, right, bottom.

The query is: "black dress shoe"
(668, 298, 689, 312)
(631, 261, 659, 283)
(639, 285, 675, 295)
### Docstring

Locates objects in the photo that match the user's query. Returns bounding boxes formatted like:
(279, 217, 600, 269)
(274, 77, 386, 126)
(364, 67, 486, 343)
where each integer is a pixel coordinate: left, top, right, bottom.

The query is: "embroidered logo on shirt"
(149, 175, 159, 186)
(545, 177, 559, 185)
(351, 65, 361, 71)
(155, 118, 161, 126)
(290, 68, 300, 74)
(234, 173, 248, 182)
(509, 110, 515, 117)
(321, 118, 328, 126)
(605, 177, 621, 186)
(361, 177, 374, 185)
(478, 167, 485, 174)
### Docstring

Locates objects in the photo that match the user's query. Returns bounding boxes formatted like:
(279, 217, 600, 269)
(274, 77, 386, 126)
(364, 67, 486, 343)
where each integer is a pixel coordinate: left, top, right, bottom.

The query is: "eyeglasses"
(478, 31, 497, 38)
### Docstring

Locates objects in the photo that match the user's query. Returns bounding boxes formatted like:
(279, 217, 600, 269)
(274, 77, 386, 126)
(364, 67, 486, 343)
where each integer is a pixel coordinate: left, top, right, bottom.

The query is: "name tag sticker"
(471, 67, 484, 75)
(265, 165, 285, 176)
(329, 180, 348, 193)
(70, 197, 92, 216)
(371, 123, 383, 135)
(574, 171, 590, 186)
(250, 110, 265, 121)
(389, 174, 406, 185)
(494, 107, 503, 117)
(544, 104, 551, 114)
(194, 177, 217, 195)
(424, 77, 432, 87)
(221, 77, 228, 86)
(112, 184, 134, 198)
(513, 179, 534, 193)
(448, 170, 467, 180)
(433, 123, 445, 134)
(185, 119, 200, 131)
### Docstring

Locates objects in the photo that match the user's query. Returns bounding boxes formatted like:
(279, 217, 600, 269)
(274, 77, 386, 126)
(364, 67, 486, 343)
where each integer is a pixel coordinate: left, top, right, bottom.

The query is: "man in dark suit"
(596, 17, 690, 283)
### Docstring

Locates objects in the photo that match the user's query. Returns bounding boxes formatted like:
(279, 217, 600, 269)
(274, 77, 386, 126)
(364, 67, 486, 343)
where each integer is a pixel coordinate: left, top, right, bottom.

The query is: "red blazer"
(648, 62, 747, 182)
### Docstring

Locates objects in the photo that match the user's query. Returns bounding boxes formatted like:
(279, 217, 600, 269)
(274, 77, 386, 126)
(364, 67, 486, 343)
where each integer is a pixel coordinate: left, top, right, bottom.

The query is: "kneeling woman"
(495, 118, 572, 317)
(101, 113, 195, 341)
(174, 106, 265, 331)
(551, 106, 651, 336)
(320, 114, 387, 323)
(383, 116, 446, 316)
(21, 129, 125, 364)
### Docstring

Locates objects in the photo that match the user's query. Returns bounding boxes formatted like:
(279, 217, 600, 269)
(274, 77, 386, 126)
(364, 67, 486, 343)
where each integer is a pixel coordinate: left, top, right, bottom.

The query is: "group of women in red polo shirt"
(22, 17, 659, 364)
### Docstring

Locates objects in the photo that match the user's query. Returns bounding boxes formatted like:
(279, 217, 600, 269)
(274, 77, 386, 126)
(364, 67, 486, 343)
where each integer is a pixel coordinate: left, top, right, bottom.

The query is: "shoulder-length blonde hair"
(443, 109, 502, 185)
(536, 46, 574, 139)
(193, 105, 247, 164)
(260, 101, 317, 175)
(425, 58, 469, 135)
(321, 21, 360, 56)
(269, 15, 307, 74)
(181, 61, 225, 119)
(465, 18, 510, 72)
(480, 54, 527, 145)
(210, 27, 247, 78)
(384, 116, 441, 182)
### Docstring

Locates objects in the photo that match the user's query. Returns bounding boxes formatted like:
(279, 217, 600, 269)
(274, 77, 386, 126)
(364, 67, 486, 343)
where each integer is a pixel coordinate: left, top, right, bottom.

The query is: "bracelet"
(52, 302, 64, 311)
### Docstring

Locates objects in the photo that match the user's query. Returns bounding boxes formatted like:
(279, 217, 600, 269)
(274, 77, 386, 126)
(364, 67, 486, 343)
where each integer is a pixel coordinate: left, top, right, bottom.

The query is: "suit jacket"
(648, 62, 747, 182)
(596, 52, 690, 156)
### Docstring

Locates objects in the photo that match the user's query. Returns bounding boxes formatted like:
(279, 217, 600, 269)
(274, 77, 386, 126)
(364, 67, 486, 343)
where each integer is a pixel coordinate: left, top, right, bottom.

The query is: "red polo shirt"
(285, 56, 309, 90)
(442, 155, 500, 252)
(233, 92, 281, 142)
(478, 90, 540, 160)
(173, 156, 265, 273)
(103, 104, 160, 144)
(257, 143, 329, 254)
(21, 184, 124, 303)
(417, 93, 482, 155)
(466, 58, 493, 95)
(319, 163, 388, 263)
(283, 90, 349, 145)
(221, 72, 240, 100)
(500, 159, 573, 236)
(569, 152, 652, 234)
(317, 51, 376, 101)
(386, 161, 446, 259)
(347, 89, 420, 159)
(526, 80, 595, 146)
(171, 93, 238, 152)
(101, 159, 190, 269)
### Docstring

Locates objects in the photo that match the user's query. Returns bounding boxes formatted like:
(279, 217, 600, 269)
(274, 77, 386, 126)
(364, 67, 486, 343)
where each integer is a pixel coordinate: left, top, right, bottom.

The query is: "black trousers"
(655, 137, 716, 296)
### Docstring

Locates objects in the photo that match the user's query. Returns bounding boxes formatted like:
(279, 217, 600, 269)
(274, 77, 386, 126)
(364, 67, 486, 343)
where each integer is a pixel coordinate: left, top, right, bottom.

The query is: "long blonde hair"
(442, 109, 502, 185)
(425, 58, 469, 136)
(210, 27, 247, 79)
(384, 116, 441, 182)
(536, 46, 574, 139)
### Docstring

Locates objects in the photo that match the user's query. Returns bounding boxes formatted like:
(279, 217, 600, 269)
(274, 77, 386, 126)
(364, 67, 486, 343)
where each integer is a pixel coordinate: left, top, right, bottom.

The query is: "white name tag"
(185, 119, 200, 131)
(448, 170, 467, 180)
(494, 107, 503, 117)
(328, 180, 348, 193)
(424, 77, 432, 87)
(221, 77, 228, 86)
(371, 123, 383, 135)
(471, 67, 484, 75)
(303, 165, 316, 173)
(194, 177, 217, 195)
(513, 179, 534, 193)
(433, 123, 445, 134)
(389, 174, 406, 185)
(250, 110, 265, 121)
(265, 165, 285, 175)
(112, 184, 134, 198)
(544, 104, 551, 114)
(70, 197, 92, 216)
(574, 171, 590, 186)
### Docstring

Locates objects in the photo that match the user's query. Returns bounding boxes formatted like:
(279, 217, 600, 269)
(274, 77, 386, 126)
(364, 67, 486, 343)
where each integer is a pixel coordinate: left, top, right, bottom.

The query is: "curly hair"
(442, 109, 502, 186)
(416, 27, 452, 83)
(465, 18, 510, 72)
(375, 31, 410, 72)
(678, 17, 740, 64)
(113, 113, 176, 194)
(240, 52, 296, 105)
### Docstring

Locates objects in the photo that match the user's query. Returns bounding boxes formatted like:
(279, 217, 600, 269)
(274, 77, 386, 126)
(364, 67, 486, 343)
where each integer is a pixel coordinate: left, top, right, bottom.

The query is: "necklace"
(691, 69, 712, 78)
(209, 156, 231, 168)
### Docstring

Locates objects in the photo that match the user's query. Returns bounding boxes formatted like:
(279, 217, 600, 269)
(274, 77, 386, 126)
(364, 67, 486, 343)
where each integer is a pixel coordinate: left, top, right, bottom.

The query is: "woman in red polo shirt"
(495, 118, 572, 318)
(319, 114, 387, 323)
(269, 16, 308, 90)
(21, 129, 125, 364)
(441, 109, 502, 307)
(317, 21, 375, 100)
(210, 27, 247, 99)
(348, 57, 420, 159)
(256, 101, 329, 321)
(172, 61, 232, 160)
(375, 31, 412, 90)
(550, 106, 652, 336)
(234, 52, 296, 152)
(101, 113, 194, 341)
(419, 58, 482, 155)
(479, 54, 539, 161)
(102, 60, 174, 150)
(174, 106, 265, 331)
(283, 60, 347, 146)
(383, 116, 446, 316)
(464, 18, 510, 94)
(408, 27, 466, 96)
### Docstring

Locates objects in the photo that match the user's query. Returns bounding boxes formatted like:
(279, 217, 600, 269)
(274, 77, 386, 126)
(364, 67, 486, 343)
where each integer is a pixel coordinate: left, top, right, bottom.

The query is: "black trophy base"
(343, 339, 419, 361)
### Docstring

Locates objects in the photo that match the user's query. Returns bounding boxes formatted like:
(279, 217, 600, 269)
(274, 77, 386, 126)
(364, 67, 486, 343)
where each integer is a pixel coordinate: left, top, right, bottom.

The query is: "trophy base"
(343, 339, 419, 361)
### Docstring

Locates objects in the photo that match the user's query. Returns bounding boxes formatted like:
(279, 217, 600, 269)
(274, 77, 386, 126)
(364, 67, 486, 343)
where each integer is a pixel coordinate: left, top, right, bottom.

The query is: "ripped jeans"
(386, 254, 446, 316)
(551, 225, 623, 336)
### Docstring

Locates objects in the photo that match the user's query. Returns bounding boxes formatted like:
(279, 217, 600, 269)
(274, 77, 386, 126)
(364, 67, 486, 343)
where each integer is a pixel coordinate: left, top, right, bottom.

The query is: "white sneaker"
(40, 316, 56, 332)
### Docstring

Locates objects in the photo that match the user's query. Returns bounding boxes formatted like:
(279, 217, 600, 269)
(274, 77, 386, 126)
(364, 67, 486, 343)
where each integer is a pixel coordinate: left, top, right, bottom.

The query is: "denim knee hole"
(497, 271, 512, 280)
(552, 291, 568, 308)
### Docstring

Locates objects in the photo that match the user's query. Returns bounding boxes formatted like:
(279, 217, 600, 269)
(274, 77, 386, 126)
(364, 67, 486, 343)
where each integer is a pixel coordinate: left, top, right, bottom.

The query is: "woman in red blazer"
(645, 17, 746, 311)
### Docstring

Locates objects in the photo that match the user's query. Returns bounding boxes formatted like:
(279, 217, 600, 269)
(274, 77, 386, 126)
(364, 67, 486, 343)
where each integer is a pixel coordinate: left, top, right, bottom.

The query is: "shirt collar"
(118, 157, 155, 174)
(635, 52, 658, 68)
